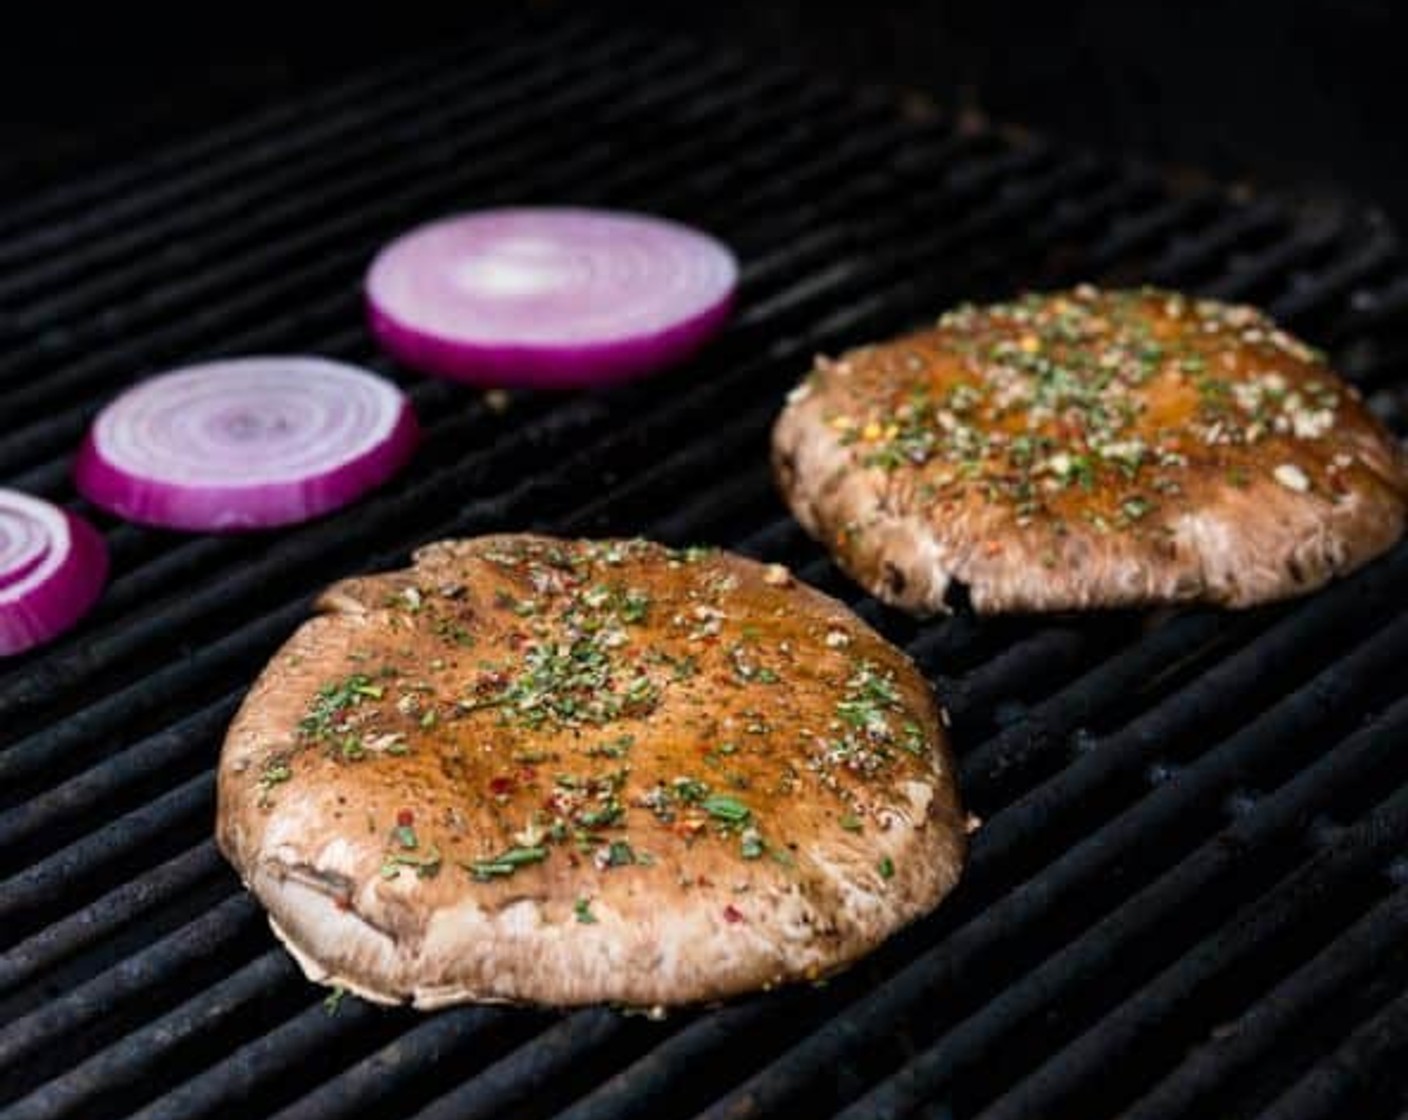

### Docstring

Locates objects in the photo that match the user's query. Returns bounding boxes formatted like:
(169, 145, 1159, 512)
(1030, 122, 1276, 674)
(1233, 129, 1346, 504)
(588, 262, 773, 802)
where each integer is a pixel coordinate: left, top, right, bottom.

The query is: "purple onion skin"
(73, 403, 420, 533)
(0, 512, 108, 657)
(366, 290, 735, 390)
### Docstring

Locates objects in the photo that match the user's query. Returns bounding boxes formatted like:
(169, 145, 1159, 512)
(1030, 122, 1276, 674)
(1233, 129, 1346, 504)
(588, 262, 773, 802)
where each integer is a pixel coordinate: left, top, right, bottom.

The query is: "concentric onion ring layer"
(0, 504, 52, 594)
(91, 359, 406, 486)
(366, 208, 738, 344)
(0, 495, 63, 596)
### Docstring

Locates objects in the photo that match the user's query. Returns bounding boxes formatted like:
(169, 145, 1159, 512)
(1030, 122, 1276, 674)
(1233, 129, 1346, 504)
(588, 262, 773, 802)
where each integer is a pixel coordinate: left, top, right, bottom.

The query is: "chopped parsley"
(257, 755, 292, 804)
(465, 846, 548, 880)
(605, 840, 636, 867)
(381, 846, 443, 880)
(701, 794, 751, 824)
(299, 674, 384, 744)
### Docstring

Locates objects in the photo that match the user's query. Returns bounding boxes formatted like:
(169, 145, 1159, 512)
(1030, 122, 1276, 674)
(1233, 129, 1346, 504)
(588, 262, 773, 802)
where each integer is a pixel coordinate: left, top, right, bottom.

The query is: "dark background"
(0, 1, 1404, 226)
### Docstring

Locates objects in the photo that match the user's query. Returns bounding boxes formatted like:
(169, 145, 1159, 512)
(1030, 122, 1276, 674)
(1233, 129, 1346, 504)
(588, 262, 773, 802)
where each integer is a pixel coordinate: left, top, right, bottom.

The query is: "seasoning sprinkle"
(823, 289, 1344, 534)
(1273, 463, 1311, 493)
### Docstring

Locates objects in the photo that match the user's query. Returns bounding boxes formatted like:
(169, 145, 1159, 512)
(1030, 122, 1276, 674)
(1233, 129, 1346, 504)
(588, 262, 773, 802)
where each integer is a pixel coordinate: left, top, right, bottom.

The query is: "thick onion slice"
(365, 208, 738, 389)
(75, 357, 419, 532)
(0, 490, 108, 656)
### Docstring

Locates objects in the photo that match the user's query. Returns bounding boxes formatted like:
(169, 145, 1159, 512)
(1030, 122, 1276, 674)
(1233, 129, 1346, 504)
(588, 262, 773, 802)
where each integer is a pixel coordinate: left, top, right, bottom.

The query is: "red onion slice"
(75, 357, 419, 532)
(0, 490, 108, 656)
(365, 208, 738, 389)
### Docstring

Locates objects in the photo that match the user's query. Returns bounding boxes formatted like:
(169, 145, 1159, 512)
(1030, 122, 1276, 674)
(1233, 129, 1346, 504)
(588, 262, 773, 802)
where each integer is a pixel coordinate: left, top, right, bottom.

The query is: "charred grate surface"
(2, 10, 1408, 1120)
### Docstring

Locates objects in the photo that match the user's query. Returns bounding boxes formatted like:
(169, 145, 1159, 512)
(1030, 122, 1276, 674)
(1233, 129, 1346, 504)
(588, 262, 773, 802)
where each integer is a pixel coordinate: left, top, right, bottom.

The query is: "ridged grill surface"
(1, 11, 1407, 1120)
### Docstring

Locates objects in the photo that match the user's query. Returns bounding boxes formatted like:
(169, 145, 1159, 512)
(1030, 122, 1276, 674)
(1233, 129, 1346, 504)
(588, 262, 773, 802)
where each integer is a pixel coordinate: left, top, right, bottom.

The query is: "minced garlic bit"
(762, 563, 792, 587)
(1273, 463, 1311, 493)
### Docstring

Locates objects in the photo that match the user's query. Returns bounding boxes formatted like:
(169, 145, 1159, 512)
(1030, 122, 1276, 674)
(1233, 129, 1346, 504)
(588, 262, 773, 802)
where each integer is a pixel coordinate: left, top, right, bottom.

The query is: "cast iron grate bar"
(1, 8, 1406, 1120)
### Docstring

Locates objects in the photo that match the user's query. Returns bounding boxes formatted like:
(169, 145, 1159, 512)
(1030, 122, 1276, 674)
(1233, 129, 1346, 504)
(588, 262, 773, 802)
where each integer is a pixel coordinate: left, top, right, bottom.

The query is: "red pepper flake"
(723, 904, 745, 924)
(396, 808, 415, 827)
(489, 776, 517, 797)
(335, 893, 353, 911)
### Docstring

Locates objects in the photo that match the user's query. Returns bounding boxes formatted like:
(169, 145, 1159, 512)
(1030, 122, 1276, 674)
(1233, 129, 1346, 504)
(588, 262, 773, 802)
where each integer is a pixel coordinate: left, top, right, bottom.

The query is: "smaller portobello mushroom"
(217, 535, 966, 1010)
(773, 286, 1408, 614)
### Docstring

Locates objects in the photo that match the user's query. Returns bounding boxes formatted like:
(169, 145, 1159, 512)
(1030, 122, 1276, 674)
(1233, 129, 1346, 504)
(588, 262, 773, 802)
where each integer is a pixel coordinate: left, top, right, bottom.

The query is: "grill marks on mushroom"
(773, 287, 1408, 613)
(217, 535, 965, 1009)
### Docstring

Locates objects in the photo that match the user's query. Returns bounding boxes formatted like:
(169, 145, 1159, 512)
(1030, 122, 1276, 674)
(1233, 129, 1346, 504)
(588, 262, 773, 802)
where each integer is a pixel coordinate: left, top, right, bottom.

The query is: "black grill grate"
(3, 10, 1408, 1119)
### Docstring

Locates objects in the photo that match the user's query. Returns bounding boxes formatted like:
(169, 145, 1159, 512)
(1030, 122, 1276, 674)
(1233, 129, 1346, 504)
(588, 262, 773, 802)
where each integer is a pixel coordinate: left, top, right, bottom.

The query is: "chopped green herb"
(258, 755, 292, 803)
(299, 674, 385, 745)
(701, 794, 751, 824)
(620, 589, 651, 623)
(381, 846, 443, 879)
(672, 778, 709, 803)
(466, 846, 548, 880)
(1120, 495, 1153, 522)
(605, 840, 635, 867)
(878, 857, 895, 880)
(586, 734, 635, 759)
(433, 618, 476, 647)
(839, 814, 863, 832)
(578, 803, 622, 828)
(575, 897, 598, 924)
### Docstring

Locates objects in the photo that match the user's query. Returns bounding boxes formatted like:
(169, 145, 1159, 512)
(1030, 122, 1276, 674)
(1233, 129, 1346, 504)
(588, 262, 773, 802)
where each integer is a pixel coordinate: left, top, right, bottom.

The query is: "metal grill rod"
(969, 786, 1408, 1119)
(1124, 885, 1408, 1120)
(4, 952, 297, 1120)
(1259, 983, 1408, 1120)
(0, 842, 224, 995)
